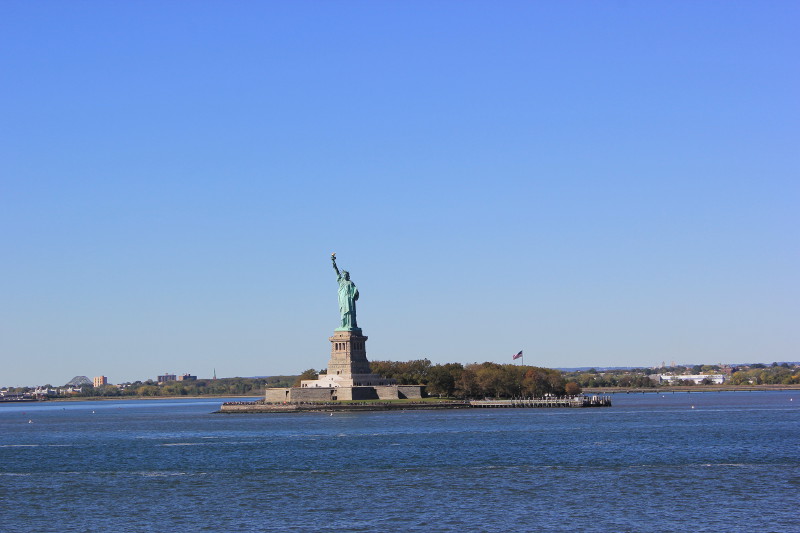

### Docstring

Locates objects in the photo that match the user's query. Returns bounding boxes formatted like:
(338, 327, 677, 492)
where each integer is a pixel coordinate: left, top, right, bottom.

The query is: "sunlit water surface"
(1, 392, 798, 532)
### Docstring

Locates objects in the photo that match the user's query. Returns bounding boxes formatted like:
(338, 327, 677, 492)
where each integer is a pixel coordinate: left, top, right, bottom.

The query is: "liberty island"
(220, 255, 609, 413)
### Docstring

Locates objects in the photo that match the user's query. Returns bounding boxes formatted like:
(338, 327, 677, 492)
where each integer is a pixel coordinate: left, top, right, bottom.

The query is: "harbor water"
(1, 391, 797, 532)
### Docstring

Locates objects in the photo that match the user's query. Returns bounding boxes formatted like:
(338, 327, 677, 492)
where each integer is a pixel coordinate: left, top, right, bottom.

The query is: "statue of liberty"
(331, 253, 359, 330)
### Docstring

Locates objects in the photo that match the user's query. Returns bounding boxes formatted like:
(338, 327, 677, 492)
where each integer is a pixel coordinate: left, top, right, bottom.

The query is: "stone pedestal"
(267, 327, 424, 403)
(327, 329, 371, 377)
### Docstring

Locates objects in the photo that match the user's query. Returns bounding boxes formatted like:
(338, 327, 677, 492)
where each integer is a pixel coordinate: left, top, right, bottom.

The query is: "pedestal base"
(266, 326, 425, 403)
(327, 329, 371, 377)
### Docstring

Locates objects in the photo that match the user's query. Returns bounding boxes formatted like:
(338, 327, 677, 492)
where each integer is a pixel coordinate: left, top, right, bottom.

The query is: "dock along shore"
(217, 395, 611, 413)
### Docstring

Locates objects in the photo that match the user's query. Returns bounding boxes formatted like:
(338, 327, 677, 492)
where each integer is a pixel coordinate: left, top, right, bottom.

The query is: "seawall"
(218, 401, 471, 413)
(217, 396, 611, 413)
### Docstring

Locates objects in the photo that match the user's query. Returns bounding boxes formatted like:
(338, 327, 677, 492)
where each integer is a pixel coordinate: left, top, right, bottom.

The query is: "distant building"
(658, 374, 726, 385)
(177, 374, 197, 381)
(93, 376, 107, 387)
(157, 374, 177, 383)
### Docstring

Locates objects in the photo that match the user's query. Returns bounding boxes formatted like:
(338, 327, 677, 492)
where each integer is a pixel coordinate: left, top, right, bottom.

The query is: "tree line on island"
(295, 360, 581, 398)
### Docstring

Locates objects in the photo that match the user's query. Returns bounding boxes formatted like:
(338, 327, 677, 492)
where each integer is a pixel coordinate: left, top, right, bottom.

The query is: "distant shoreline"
(43, 394, 262, 402)
(5, 384, 799, 404)
(583, 384, 800, 393)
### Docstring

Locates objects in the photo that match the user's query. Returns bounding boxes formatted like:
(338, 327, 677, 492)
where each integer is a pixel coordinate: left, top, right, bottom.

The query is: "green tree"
(426, 363, 461, 397)
(293, 369, 319, 387)
(137, 385, 159, 396)
(457, 366, 481, 398)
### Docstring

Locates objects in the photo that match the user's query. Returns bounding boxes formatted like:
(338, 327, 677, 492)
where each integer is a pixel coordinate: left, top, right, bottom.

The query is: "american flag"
(512, 350, 523, 360)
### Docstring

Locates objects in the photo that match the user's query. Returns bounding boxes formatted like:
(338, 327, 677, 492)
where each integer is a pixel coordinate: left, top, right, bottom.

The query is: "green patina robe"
(337, 275, 359, 330)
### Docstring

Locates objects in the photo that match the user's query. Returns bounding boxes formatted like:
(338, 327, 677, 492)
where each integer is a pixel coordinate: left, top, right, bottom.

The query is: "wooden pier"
(469, 396, 611, 408)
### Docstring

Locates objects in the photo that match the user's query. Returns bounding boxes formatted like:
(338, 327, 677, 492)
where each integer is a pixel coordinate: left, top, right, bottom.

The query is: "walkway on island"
(218, 395, 611, 413)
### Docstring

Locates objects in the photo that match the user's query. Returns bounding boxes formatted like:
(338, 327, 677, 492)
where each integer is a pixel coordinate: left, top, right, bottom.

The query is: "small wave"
(277, 469, 338, 475)
(138, 471, 192, 477)
(161, 442, 206, 446)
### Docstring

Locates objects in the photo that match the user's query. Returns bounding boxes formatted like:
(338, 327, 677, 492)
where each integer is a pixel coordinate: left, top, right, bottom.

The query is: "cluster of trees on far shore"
(115, 376, 296, 397)
(564, 370, 657, 388)
(11, 376, 297, 398)
(562, 362, 800, 388)
(727, 363, 800, 385)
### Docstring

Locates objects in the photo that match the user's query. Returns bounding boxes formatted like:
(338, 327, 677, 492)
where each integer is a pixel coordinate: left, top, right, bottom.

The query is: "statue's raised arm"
(331, 253, 341, 278)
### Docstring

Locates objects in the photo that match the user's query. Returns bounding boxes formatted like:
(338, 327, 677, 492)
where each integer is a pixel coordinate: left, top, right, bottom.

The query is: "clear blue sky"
(1, 2, 798, 387)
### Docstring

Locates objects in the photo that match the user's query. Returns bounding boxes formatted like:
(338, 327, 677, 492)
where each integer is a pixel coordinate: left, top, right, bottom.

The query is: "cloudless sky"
(1, 1, 798, 387)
